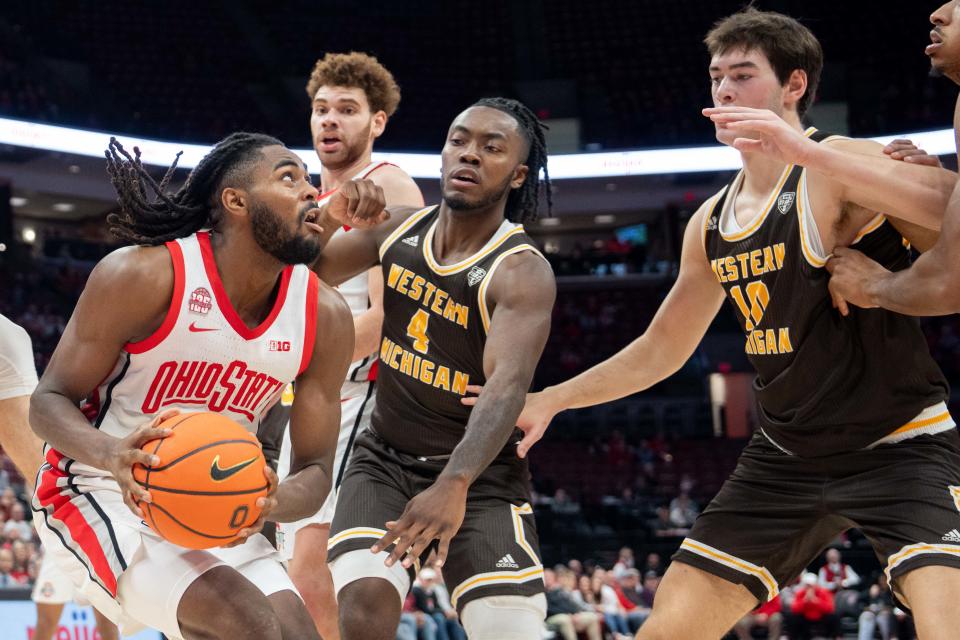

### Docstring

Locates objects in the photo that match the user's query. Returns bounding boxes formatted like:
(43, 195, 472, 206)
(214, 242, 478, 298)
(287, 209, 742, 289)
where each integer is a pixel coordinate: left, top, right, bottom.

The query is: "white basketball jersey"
(0, 313, 38, 400)
(49, 232, 319, 487)
(321, 160, 392, 383)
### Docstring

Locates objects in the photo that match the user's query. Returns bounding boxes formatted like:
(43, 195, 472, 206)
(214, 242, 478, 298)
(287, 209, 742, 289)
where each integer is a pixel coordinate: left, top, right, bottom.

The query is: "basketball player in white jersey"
(269, 52, 423, 640)
(28, 132, 386, 640)
(0, 314, 119, 639)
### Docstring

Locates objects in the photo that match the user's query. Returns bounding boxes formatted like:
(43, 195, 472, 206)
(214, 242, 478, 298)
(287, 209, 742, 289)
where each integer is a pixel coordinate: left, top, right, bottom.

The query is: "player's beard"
(250, 200, 322, 265)
(321, 121, 373, 171)
(442, 172, 514, 213)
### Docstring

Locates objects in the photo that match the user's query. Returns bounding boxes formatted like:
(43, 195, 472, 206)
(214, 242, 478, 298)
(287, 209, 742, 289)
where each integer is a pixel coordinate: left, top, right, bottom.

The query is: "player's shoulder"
(314, 278, 354, 329)
(84, 244, 176, 321)
(367, 163, 424, 207)
(487, 248, 555, 306)
(367, 162, 415, 185)
(0, 314, 33, 362)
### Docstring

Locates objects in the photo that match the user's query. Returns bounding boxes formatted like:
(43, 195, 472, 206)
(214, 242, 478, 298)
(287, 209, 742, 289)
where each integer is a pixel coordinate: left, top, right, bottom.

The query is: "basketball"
(132, 412, 268, 549)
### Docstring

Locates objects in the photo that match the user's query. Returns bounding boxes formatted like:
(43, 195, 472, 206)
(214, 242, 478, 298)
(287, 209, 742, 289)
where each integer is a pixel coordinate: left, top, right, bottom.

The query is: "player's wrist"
(435, 471, 471, 494)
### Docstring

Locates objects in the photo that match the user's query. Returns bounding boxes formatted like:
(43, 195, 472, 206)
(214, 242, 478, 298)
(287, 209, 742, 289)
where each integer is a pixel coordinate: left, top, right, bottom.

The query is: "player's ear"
(220, 187, 247, 217)
(784, 69, 808, 111)
(511, 164, 529, 190)
(371, 110, 388, 139)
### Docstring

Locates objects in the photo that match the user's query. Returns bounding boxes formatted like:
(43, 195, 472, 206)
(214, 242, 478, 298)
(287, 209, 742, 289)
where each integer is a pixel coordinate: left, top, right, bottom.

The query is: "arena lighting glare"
(0, 116, 954, 180)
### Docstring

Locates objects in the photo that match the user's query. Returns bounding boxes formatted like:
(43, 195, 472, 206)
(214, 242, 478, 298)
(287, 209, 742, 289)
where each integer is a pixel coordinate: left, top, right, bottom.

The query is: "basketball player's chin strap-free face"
(708, 48, 800, 145)
(310, 85, 385, 171)
(439, 106, 529, 213)
(233, 145, 325, 265)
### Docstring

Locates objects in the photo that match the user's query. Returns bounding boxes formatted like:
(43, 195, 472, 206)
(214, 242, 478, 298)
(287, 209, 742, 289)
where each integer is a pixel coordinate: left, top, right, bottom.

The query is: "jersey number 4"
(406, 309, 431, 354)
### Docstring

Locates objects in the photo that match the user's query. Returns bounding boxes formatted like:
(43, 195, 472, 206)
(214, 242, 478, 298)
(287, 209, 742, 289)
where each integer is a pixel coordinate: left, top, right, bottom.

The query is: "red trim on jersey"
(197, 232, 293, 340)
(126, 240, 186, 354)
(367, 359, 378, 381)
(318, 188, 337, 200)
(298, 272, 321, 376)
(37, 458, 119, 596)
(317, 161, 397, 203)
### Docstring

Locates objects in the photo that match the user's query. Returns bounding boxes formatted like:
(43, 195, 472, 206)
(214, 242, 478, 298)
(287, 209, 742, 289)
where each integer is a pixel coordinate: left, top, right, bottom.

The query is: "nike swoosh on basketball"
(210, 454, 258, 481)
(189, 322, 218, 332)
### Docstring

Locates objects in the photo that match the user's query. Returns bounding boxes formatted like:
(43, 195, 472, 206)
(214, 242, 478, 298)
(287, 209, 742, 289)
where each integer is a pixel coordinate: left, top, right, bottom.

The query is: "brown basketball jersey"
(702, 129, 948, 456)
(371, 206, 547, 457)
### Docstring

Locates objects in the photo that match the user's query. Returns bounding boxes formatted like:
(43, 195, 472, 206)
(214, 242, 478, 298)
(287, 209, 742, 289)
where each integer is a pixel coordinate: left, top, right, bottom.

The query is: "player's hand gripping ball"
(133, 412, 269, 549)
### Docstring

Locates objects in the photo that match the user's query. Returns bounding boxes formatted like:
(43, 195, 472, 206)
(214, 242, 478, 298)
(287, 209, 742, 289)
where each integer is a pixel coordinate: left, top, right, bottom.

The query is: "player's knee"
(337, 577, 404, 640)
(461, 594, 547, 640)
(330, 549, 408, 607)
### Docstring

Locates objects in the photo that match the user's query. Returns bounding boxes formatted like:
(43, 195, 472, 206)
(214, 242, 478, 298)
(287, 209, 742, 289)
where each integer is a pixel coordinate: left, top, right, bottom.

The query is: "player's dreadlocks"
(471, 97, 552, 224)
(105, 132, 284, 245)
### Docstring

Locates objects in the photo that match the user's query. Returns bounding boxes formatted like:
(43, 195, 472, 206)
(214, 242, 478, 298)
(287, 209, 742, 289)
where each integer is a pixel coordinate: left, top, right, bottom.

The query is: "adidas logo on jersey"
(402, 235, 420, 247)
(942, 529, 960, 543)
(705, 216, 718, 231)
(467, 266, 487, 286)
(495, 554, 520, 569)
(777, 192, 796, 214)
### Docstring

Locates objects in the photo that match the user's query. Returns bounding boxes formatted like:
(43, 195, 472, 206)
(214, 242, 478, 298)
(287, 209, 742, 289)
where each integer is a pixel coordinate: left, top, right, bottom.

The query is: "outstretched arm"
(495, 206, 727, 457)
(827, 179, 960, 316)
(704, 107, 956, 231)
(372, 251, 556, 568)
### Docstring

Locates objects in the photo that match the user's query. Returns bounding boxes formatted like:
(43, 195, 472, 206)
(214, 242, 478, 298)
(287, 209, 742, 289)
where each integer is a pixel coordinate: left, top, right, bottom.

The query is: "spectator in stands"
(0, 486, 17, 517)
(614, 569, 650, 632)
(733, 594, 783, 640)
(551, 488, 581, 516)
(567, 558, 584, 578)
(858, 574, 895, 640)
(819, 547, 861, 616)
(0, 547, 26, 588)
(3, 502, 32, 541)
(612, 546, 635, 578)
(586, 569, 631, 640)
(412, 568, 465, 640)
(638, 570, 659, 608)
(397, 591, 437, 640)
(786, 573, 841, 640)
(642, 552, 664, 577)
(544, 568, 602, 640)
(10, 539, 31, 583)
(651, 505, 689, 538)
(668, 490, 699, 528)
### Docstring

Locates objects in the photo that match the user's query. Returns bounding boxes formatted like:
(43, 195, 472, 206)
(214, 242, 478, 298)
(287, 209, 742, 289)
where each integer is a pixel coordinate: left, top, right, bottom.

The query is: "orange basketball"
(132, 412, 268, 549)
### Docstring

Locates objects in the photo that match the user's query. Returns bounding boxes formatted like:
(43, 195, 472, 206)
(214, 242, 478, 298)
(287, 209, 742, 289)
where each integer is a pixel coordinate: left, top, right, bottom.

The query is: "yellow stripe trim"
(888, 411, 952, 436)
(327, 527, 387, 549)
(797, 172, 827, 268)
(511, 503, 539, 566)
(378, 206, 437, 261)
(681, 539, 779, 599)
(720, 165, 793, 242)
(424, 223, 526, 276)
(450, 567, 544, 608)
(853, 215, 887, 245)
(885, 542, 960, 584)
(478, 244, 546, 333)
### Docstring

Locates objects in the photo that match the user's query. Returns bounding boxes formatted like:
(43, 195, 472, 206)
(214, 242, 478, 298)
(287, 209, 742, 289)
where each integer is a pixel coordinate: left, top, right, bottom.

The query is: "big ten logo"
(189, 287, 213, 315)
(269, 340, 291, 352)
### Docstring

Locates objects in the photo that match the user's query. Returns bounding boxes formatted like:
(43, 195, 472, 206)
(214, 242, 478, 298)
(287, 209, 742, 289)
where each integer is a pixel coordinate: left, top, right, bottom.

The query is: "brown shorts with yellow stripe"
(328, 429, 544, 612)
(674, 427, 960, 607)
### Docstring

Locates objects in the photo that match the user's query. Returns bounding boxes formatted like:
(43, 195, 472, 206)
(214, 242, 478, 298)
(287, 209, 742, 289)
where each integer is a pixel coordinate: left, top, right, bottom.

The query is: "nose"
(932, 2, 951, 26)
(303, 180, 319, 201)
(459, 142, 481, 165)
(319, 111, 339, 129)
(715, 77, 736, 104)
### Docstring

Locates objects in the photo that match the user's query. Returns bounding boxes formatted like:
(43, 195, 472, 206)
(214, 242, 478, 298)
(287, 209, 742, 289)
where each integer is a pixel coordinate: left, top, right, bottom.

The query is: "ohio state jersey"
(49, 231, 319, 487)
(322, 160, 393, 383)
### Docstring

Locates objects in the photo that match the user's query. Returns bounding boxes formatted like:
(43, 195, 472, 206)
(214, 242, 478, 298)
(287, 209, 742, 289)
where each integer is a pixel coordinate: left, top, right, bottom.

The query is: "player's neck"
(319, 150, 375, 192)
(739, 111, 804, 197)
(207, 230, 286, 327)
(432, 204, 506, 264)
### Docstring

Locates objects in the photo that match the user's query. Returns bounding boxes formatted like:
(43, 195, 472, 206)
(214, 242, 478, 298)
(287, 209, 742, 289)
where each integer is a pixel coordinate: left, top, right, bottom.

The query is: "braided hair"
(105, 132, 284, 245)
(471, 97, 552, 223)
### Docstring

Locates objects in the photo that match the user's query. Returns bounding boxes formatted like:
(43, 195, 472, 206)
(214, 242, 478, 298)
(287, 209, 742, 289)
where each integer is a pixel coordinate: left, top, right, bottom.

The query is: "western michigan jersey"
(702, 128, 949, 457)
(371, 205, 547, 457)
(48, 231, 319, 489)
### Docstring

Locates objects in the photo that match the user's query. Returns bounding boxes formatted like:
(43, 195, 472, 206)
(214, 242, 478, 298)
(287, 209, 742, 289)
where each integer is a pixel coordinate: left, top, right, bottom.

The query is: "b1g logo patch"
(189, 287, 213, 315)
(269, 340, 291, 352)
(777, 192, 796, 214)
(467, 266, 487, 286)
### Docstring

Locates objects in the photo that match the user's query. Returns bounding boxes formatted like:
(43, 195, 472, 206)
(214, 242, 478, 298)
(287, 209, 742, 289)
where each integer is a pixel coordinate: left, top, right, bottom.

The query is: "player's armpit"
(272, 281, 354, 522)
